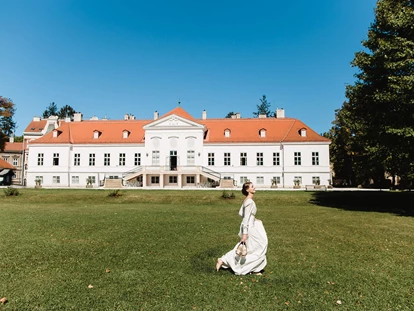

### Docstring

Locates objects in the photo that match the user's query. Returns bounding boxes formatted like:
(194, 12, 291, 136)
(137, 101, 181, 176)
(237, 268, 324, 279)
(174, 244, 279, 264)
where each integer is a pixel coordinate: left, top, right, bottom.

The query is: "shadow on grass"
(189, 246, 226, 274)
(309, 191, 414, 217)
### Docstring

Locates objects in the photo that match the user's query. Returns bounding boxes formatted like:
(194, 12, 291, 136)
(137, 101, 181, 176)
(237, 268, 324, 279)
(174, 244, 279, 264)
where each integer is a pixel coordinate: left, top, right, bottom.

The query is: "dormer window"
(299, 128, 307, 137)
(123, 130, 130, 139)
(259, 129, 266, 138)
(93, 130, 102, 139)
(52, 130, 62, 138)
(224, 129, 231, 138)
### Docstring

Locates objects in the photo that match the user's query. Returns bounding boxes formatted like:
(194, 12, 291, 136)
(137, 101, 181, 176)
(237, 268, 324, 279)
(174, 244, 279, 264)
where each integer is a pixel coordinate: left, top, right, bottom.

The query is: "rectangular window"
(256, 176, 264, 184)
(119, 153, 126, 166)
(169, 176, 177, 183)
(312, 176, 320, 185)
(89, 154, 95, 166)
(294, 176, 302, 185)
(240, 176, 248, 184)
(35, 176, 43, 184)
(186, 176, 195, 184)
(240, 153, 247, 166)
(294, 152, 301, 166)
(152, 151, 160, 165)
(104, 153, 110, 166)
(2, 157, 7, 162)
(12, 158, 18, 166)
(208, 153, 215, 166)
(88, 176, 96, 184)
(273, 152, 280, 166)
(187, 150, 195, 165)
(37, 153, 44, 166)
(224, 153, 231, 166)
(52, 176, 60, 184)
(134, 153, 141, 166)
(72, 176, 79, 184)
(256, 152, 263, 166)
(74, 153, 80, 166)
(272, 176, 281, 184)
(151, 176, 159, 184)
(53, 153, 59, 166)
(312, 152, 319, 165)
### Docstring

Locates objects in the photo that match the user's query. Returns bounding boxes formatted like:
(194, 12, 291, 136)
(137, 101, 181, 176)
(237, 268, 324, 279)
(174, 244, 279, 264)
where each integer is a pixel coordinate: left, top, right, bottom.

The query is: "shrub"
(107, 190, 123, 197)
(4, 187, 20, 196)
(221, 190, 235, 199)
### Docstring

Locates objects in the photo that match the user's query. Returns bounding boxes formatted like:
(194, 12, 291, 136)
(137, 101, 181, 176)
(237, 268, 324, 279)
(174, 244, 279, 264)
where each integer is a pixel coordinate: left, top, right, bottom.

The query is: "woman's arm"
(240, 200, 253, 241)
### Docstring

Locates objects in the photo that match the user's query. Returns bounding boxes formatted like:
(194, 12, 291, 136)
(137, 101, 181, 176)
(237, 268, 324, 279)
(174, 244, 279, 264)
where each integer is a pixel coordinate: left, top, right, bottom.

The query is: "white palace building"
(24, 106, 331, 189)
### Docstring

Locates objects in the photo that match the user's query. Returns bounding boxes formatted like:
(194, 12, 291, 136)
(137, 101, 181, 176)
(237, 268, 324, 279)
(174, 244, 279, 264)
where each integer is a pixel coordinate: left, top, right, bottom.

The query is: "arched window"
(224, 129, 231, 138)
(259, 128, 266, 138)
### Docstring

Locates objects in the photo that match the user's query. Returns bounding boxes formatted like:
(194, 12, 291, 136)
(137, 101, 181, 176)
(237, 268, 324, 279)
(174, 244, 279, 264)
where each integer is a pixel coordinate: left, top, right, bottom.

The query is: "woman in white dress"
(216, 182, 268, 275)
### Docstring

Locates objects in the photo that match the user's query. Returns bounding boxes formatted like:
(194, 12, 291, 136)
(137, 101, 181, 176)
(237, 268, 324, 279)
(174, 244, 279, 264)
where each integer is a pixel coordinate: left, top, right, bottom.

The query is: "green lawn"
(1, 189, 413, 310)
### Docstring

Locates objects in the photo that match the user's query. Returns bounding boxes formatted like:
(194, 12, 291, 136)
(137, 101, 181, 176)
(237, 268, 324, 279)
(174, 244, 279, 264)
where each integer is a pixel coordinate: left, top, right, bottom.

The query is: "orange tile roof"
(159, 106, 195, 121)
(0, 158, 16, 169)
(27, 107, 330, 145)
(30, 120, 151, 145)
(3, 142, 24, 151)
(24, 120, 47, 133)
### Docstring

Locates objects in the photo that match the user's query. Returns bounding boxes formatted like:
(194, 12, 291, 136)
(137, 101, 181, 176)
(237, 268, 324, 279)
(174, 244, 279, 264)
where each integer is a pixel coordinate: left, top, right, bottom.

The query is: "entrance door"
(170, 150, 177, 171)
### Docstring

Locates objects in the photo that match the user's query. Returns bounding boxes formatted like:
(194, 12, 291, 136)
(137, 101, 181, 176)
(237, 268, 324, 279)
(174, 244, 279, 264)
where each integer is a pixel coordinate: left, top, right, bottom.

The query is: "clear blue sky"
(1, 0, 377, 135)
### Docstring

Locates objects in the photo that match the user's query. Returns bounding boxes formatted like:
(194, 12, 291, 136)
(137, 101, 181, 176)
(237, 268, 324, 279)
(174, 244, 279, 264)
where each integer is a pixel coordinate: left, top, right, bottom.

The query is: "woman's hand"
(241, 234, 248, 243)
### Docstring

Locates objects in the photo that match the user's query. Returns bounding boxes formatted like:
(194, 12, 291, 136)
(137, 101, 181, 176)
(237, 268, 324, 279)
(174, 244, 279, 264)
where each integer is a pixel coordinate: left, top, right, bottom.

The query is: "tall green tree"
(225, 112, 236, 118)
(253, 95, 274, 117)
(333, 0, 414, 187)
(0, 96, 16, 151)
(42, 102, 58, 118)
(57, 105, 76, 119)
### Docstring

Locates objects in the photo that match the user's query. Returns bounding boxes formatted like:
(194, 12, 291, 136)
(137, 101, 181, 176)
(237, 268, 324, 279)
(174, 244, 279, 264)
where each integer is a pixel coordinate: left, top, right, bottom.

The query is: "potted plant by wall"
(86, 177, 93, 188)
(315, 179, 321, 189)
(293, 178, 301, 189)
(270, 178, 278, 188)
(35, 178, 42, 188)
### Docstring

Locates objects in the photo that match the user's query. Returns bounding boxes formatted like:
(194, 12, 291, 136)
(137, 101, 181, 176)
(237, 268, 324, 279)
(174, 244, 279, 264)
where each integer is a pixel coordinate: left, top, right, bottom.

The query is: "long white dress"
(219, 198, 268, 275)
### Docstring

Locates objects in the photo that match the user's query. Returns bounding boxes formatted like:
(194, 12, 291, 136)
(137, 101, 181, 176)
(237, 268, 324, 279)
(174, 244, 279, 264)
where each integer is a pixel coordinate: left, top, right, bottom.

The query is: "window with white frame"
(134, 153, 141, 166)
(119, 153, 126, 166)
(294, 176, 302, 185)
(89, 154, 95, 166)
(294, 152, 301, 165)
(35, 176, 43, 184)
(224, 153, 231, 166)
(52, 176, 60, 184)
(152, 151, 160, 165)
(2, 157, 7, 162)
(74, 153, 80, 166)
(256, 153, 263, 166)
(312, 176, 320, 185)
(272, 176, 281, 184)
(88, 176, 96, 184)
(53, 153, 59, 166)
(169, 176, 177, 183)
(186, 176, 195, 184)
(151, 176, 159, 184)
(104, 153, 111, 166)
(240, 153, 247, 166)
(240, 176, 248, 184)
(312, 152, 319, 165)
(260, 129, 266, 137)
(187, 150, 195, 165)
(38, 153, 44, 166)
(273, 152, 280, 166)
(72, 176, 79, 184)
(208, 153, 215, 166)
(224, 129, 231, 137)
(256, 176, 264, 184)
(12, 158, 18, 166)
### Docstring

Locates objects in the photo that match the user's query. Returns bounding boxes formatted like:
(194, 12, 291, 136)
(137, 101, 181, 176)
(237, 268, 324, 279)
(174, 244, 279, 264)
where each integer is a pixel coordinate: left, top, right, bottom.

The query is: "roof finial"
(178, 99, 181, 106)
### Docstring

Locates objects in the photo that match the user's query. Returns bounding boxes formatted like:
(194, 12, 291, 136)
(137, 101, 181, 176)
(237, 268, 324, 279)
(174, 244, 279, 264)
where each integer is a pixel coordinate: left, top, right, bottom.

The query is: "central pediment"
(143, 114, 205, 130)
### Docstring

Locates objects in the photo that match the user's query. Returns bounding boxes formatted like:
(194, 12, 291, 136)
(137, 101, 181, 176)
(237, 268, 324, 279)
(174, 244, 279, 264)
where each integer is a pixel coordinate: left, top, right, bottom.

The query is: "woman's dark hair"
(242, 182, 252, 196)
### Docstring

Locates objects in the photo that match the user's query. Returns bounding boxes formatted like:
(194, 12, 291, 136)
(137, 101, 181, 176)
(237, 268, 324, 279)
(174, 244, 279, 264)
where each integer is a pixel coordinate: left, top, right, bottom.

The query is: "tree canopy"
(253, 95, 274, 117)
(328, 0, 414, 187)
(42, 102, 76, 119)
(0, 96, 16, 151)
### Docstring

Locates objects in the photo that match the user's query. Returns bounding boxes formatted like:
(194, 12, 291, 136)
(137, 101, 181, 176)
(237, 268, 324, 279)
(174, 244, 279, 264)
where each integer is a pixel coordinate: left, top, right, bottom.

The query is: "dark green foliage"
(0, 96, 16, 151)
(107, 189, 123, 197)
(221, 190, 235, 199)
(253, 95, 274, 117)
(4, 187, 20, 196)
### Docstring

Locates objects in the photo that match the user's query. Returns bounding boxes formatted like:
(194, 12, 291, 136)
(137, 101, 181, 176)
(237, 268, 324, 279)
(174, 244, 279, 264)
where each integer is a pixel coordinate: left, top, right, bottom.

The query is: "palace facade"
(25, 106, 331, 188)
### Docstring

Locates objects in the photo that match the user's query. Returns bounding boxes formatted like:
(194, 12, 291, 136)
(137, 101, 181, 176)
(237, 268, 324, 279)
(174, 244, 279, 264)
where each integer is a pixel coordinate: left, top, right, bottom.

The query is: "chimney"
(90, 116, 98, 120)
(124, 113, 129, 120)
(236, 112, 240, 119)
(202, 110, 207, 120)
(33, 116, 41, 122)
(231, 114, 236, 119)
(130, 114, 135, 120)
(258, 114, 267, 118)
(276, 108, 285, 118)
(73, 112, 83, 122)
(9, 133, 14, 143)
(154, 111, 159, 120)
(65, 116, 71, 122)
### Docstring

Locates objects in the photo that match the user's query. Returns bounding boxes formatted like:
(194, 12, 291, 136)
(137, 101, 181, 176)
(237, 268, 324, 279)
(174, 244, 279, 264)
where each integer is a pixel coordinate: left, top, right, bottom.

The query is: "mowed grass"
(0, 189, 413, 311)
